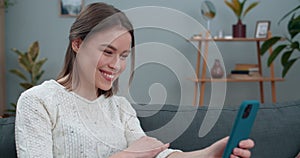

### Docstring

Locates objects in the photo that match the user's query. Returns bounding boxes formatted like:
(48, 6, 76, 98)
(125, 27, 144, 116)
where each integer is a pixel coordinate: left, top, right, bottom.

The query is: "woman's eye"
(120, 54, 129, 60)
(103, 50, 113, 55)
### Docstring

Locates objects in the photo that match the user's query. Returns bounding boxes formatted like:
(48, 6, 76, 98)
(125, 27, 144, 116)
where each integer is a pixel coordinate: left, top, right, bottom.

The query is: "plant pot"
(233, 20, 246, 38)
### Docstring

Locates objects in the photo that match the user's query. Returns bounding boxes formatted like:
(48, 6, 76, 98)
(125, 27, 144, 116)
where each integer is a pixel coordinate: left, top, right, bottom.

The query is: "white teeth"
(101, 71, 114, 79)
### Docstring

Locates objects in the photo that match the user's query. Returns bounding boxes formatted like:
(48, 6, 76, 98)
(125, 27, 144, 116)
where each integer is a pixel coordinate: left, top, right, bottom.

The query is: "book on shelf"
(231, 69, 259, 74)
(228, 74, 261, 79)
(229, 71, 261, 79)
(229, 63, 261, 79)
(231, 70, 250, 74)
(234, 63, 258, 71)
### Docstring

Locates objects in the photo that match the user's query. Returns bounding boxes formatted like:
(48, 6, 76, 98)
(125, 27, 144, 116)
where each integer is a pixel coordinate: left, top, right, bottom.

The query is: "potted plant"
(7, 41, 47, 114)
(224, 0, 259, 37)
(0, 0, 14, 9)
(260, 4, 300, 77)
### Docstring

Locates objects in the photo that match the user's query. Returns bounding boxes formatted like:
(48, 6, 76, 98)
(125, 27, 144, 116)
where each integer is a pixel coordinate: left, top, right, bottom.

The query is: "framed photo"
(255, 21, 271, 38)
(59, 0, 83, 17)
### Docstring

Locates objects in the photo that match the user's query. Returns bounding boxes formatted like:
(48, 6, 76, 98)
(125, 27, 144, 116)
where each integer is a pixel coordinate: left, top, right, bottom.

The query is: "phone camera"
(242, 104, 253, 119)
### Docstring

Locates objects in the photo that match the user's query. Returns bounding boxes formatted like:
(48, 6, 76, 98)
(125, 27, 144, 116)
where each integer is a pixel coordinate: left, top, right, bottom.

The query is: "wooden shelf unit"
(189, 33, 284, 106)
(189, 77, 284, 82)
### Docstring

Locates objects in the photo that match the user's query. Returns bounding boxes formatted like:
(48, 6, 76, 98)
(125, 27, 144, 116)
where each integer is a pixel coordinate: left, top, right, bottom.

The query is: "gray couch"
(1, 100, 300, 158)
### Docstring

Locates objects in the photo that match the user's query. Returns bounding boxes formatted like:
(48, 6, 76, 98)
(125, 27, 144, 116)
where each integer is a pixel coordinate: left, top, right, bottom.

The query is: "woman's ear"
(71, 38, 82, 53)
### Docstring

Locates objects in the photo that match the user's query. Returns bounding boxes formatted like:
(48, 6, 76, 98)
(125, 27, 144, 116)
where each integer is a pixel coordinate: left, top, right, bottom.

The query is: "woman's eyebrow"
(101, 44, 131, 53)
(100, 44, 117, 51)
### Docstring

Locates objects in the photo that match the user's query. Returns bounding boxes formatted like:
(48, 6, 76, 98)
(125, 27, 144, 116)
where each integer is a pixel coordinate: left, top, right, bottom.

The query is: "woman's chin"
(98, 84, 113, 91)
(95, 80, 113, 91)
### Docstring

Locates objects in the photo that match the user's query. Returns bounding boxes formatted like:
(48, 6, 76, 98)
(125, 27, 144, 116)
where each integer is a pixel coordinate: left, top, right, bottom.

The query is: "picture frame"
(255, 21, 271, 38)
(59, 0, 83, 17)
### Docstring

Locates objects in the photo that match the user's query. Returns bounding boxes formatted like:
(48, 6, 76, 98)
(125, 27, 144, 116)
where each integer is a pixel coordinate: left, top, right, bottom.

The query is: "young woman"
(15, 2, 254, 158)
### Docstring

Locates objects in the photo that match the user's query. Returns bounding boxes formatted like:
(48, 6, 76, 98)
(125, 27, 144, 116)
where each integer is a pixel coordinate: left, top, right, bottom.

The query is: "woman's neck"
(57, 76, 98, 101)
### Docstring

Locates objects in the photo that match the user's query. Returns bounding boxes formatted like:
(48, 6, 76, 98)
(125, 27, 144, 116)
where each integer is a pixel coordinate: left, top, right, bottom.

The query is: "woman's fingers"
(239, 139, 255, 149)
(152, 143, 170, 154)
(229, 139, 254, 158)
(231, 147, 251, 158)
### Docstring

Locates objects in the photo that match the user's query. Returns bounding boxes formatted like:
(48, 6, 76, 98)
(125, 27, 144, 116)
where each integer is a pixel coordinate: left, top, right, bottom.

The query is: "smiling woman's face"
(73, 27, 132, 95)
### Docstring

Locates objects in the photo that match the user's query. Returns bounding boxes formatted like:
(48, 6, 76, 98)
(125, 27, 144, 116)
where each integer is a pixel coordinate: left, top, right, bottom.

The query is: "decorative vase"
(233, 19, 246, 38)
(211, 59, 224, 78)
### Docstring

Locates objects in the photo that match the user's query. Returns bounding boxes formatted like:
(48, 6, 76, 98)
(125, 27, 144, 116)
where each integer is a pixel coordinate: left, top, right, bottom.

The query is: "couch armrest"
(0, 117, 17, 158)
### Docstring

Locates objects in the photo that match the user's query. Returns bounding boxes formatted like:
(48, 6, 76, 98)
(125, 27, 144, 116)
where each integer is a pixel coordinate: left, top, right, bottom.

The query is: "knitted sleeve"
(117, 97, 146, 144)
(15, 91, 53, 158)
(118, 97, 182, 158)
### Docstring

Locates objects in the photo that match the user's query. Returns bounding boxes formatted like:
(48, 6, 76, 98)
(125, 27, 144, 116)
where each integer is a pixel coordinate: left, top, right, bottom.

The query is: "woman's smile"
(99, 69, 116, 82)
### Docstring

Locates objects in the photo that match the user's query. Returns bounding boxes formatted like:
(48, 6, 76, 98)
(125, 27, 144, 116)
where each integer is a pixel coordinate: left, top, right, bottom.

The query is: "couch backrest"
(134, 100, 300, 158)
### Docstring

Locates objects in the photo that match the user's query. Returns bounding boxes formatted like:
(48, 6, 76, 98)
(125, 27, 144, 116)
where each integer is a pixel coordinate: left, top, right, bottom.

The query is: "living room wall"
(3, 0, 300, 112)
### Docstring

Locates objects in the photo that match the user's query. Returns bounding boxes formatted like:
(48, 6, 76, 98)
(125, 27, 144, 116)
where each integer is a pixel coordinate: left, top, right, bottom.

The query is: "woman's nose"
(108, 56, 121, 71)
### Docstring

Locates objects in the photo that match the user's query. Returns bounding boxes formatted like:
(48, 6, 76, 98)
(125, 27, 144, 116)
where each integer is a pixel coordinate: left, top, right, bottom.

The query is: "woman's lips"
(99, 70, 115, 82)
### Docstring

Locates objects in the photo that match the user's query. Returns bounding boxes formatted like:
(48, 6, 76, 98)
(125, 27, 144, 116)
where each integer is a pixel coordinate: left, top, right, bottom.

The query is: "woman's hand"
(167, 136, 254, 158)
(204, 136, 255, 158)
(111, 136, 169, 158)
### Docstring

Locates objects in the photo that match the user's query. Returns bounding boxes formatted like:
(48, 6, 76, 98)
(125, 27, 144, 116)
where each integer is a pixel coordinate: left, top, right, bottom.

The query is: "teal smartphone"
(222, 100, 259, 158)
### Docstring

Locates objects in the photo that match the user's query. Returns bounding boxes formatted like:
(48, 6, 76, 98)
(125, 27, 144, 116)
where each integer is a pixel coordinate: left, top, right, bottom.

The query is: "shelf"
(188, 77, 284, 82)
(189, 37, 269, 42)
(188, 31, 282, 106)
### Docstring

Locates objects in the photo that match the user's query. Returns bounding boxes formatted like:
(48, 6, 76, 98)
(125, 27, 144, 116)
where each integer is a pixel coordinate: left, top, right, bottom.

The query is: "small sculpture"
(211, 59, 224, 78)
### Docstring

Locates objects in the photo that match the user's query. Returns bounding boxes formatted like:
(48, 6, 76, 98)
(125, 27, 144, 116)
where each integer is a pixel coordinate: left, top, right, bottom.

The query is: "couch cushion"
(0, 116, 17, 158)
(251, 101, 300, 157)
(134, 100, 300, 158)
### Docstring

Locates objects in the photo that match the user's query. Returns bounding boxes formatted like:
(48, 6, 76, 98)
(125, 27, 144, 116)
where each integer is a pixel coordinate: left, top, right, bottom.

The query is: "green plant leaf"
(18, 52, 32, 72)
(232, 0, 241, 9)
(31, 64, 38, 84)
(260, 36, 282, 55)
(12, 45, 35, 71)
(10, 103, 17, 108)
(282, 58, 297, 77)
(288, 14, 300, 39)
(35, 70, 45, 82)
(234, 0, 242, 18)
(224, 0, 239, 18)
(26, 52, 33, 63)
(4, 0, 14, 9)
(11, 48, 23, 56)
(290, 28, 300, 38)
(20, 82, 34, 90)
(6, 103, 17, 114)
(31, 58, 47, 81)
(278, 4, 300, 25)
(243, 2, 259, 18)
(290, 41, 300, 49)
(9, 69, 28, 81)
(6, 109, 16, 113)
(267, 44, 287, 66)
(281, 50, 293, 66)
(28, 41, 39, 61)
(36, 58, 48, 69)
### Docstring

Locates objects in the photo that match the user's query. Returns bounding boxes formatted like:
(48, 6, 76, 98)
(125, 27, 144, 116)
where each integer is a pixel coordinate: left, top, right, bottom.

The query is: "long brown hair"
(57, 2, 135, 98)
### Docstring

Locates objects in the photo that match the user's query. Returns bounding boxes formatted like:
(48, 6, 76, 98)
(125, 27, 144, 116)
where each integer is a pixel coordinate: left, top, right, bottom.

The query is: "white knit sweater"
(15, 80, 180, 158)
